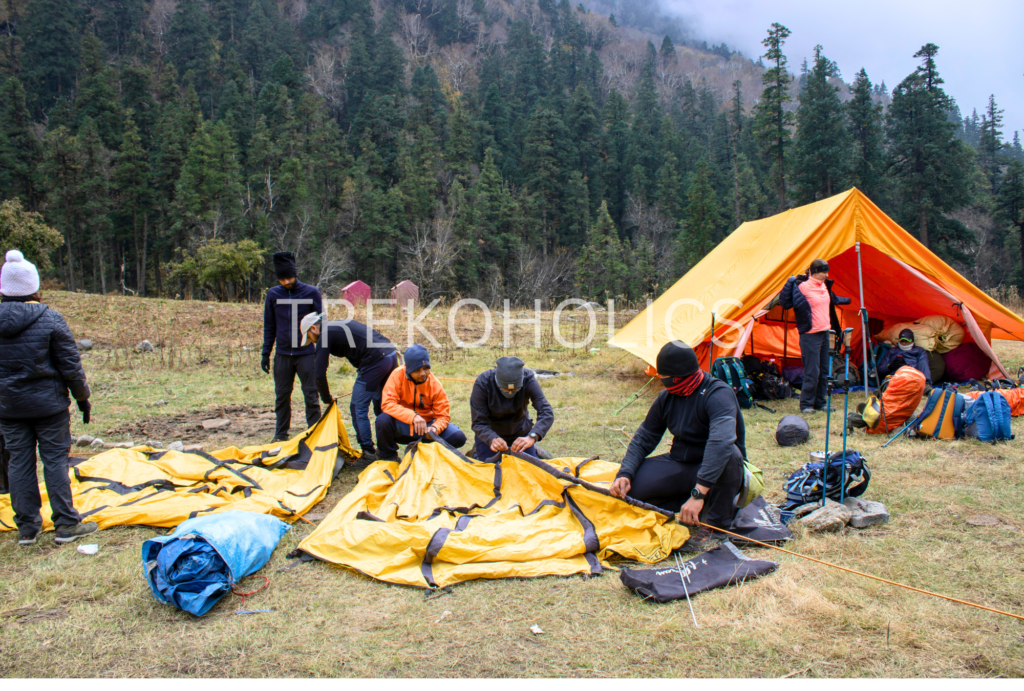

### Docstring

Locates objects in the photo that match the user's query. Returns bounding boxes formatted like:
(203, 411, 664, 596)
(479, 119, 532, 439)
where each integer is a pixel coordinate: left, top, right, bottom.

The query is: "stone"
(183, 444, 205, 454)
(517, 312, 530, 318)
(202, 417, 231, 431)
(136, 340, 154, 352)
(792, 502, 821, 518)
(965, 515, 1001, 527)
(843, 497, 890, 529)
(800, 501, 852, 533)
(168, 441, 184, 452)
(75, 435, 95, 448)
(89, 438, 104, 450)
(152, 399, 167, 407)
(76, 339, 93, 352)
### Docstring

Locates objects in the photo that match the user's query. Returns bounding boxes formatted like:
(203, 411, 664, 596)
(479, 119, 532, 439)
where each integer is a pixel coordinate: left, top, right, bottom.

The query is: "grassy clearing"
(1, 292, 1023, 678)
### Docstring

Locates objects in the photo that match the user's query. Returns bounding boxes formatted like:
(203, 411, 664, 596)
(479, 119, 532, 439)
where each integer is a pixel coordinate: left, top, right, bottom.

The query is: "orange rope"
(231, 575, 269, 609)
(437, 377, 477, 384)
(700, 522, 1024, 622)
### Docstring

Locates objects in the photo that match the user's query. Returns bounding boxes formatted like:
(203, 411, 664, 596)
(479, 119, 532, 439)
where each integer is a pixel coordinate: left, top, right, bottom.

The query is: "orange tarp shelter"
(609, 189, 1024, 380)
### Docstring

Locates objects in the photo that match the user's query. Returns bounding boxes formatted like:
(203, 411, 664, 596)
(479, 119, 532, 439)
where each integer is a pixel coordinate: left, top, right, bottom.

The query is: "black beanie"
(273, 251, 297, 279)
(656, 341, 700, 378)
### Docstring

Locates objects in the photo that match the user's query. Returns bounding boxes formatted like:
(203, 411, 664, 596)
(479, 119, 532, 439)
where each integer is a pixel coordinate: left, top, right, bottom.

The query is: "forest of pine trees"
(0, 0, 1021, 304)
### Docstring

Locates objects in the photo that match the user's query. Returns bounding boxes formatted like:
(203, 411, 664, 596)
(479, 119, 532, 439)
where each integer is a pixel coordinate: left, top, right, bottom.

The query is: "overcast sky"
(661, 0, 1024, 139)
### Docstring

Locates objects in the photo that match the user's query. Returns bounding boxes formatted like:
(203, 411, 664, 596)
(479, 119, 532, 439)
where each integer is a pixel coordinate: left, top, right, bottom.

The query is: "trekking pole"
(881, 419, 915, 448)
(709, 312, 716, 369)
(840, 328, 853, 502)
(822, 330, 836, 508)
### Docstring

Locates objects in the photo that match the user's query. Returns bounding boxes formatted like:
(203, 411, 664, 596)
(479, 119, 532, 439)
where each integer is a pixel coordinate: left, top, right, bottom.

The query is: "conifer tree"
(20, 0, 82, 114)
(997, 160, 1024, 285)
(0, 77, 43, 207)
(886, 43, 972, 252)
(793, 45, 849, 202)
(78, 117, 114, 293)
(113, 109, 152, 293)
(847, 68, 884, 200)
(678, 158, 722, 269)
(752, 23, 794, 211)
(977, 94, 1005, 190)
(577, 200, 627, 299)
(74, 34, 122, 150)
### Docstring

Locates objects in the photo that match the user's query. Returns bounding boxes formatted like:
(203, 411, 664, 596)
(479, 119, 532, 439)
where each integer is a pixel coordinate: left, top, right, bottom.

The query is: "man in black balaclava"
(610, 341, 746, 551)
(261, 252, 323, 442)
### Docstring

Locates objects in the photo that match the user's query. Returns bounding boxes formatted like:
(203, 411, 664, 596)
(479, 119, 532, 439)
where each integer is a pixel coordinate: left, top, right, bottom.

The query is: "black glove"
(261, 354, 271, 374)
(77, 399, 91, 425)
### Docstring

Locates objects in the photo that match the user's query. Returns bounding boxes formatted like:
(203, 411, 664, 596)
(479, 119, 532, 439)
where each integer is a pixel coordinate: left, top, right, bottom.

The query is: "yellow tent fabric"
(0, 403, 357, 533)
(610, 188, 1024, 368)
(298, 442, 690, 588)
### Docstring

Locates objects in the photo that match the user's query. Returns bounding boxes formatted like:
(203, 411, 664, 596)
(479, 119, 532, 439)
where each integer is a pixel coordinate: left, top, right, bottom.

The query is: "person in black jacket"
(779, 259, 852, 414)
(0, 250, 96, 545)
(261, 252, 323, 442)
(299, 314, 399, 465)
(470, 357, 554, 460)
(610, 341, 745, 552)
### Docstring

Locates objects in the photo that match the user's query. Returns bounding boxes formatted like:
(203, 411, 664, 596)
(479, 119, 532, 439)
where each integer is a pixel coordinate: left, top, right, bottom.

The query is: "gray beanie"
(495, 356, 525, 391)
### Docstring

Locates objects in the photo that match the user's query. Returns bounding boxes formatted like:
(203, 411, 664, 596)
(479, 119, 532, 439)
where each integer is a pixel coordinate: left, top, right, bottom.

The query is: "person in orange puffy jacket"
(376, 344, 467, 461)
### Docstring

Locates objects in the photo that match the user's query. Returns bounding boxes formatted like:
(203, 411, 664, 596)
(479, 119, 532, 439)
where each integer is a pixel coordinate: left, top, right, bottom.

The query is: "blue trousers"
(375, 412, 466, 458)
(473, 435, 540, 462)
(350, 352, 399, 453)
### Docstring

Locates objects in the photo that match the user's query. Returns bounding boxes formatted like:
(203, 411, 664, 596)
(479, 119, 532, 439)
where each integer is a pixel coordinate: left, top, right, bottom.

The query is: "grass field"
(1, 292, 1023, 678)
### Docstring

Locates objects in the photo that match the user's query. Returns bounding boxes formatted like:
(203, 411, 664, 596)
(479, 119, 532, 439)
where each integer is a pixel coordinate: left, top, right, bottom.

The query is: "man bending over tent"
(610, 341, 745, 552)
(298, 313, 398, 466)
(470, 356, 554, 460)
(375, 344, 467, 461)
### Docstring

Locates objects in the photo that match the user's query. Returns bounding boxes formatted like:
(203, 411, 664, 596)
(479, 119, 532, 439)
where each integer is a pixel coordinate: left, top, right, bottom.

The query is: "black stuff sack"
(775, 415, 810, 447)
(729, 496, 793, 544)
(620, 542, 778, 604)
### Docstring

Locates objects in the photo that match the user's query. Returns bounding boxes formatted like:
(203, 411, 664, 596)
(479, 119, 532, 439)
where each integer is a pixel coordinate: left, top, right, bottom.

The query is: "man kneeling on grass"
(470, 356, 554, 460)
(610, 341, 745, 552)
(375, 344, 466, 461)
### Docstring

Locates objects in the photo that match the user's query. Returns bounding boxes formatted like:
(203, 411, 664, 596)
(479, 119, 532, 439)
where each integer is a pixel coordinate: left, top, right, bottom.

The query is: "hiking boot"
(801, 408, 816, 415)
(378, 453, 400, 463)
(54, 522, 98, 544)
(18, 530, 40, 546)
(347, 450, 377, 470)
(679, 526, 721, 553)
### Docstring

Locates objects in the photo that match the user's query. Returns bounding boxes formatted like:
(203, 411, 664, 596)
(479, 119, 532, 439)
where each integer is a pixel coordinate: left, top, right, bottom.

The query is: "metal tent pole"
(856, 242, 870, 401)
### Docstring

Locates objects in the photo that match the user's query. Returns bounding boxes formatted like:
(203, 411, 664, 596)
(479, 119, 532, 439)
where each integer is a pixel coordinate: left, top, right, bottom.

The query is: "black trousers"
(274, 353, 321, 440)
(0, 409, 81, 534)
(626, 446, 744, 529)
(799, 331, 830, 410)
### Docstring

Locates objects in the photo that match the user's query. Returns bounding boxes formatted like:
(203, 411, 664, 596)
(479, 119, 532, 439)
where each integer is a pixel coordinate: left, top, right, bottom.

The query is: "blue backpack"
(780, 451, 871, 510)
(963, 392, 1014, 443)
(711, 357, 754, 409)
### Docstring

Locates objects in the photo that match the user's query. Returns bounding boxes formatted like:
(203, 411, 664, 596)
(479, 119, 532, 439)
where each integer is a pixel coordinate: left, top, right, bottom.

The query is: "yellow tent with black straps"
(0, 403, 358, 532)
(609, 188, 1024, 378)
(297, 442, 690, 588)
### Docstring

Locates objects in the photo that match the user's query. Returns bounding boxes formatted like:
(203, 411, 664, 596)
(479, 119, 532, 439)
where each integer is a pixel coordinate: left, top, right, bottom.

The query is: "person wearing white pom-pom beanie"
(0, 250, 96, 545)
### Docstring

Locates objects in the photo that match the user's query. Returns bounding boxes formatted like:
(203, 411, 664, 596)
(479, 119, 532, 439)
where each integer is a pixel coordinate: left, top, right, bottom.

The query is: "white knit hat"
(0, 250, 40, 297)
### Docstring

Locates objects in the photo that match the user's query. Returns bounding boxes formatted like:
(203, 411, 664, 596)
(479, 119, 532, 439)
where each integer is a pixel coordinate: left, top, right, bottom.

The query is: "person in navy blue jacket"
(877, 329, 932, 384)
(261, 252, 323, 441)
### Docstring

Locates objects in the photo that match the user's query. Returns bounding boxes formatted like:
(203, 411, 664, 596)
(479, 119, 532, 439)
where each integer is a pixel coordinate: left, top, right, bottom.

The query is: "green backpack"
(711, 357, 754, 409)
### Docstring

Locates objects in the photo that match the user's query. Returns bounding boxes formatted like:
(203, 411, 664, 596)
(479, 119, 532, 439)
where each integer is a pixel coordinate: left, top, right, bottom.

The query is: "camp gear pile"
(297, 442, 690, 588)
(620, 542, 779, 604)
(143, 510, 289, 616)
(0, 403, 357, 533)
(864, 366, 927, 434)
(781, 451, 871, 510)
(964, 387, 1024, 417)
(908, 387, 967, 440)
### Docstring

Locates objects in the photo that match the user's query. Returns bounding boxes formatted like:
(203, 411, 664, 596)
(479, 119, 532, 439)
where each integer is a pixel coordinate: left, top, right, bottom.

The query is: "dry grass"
(1, 292, 1023, 678)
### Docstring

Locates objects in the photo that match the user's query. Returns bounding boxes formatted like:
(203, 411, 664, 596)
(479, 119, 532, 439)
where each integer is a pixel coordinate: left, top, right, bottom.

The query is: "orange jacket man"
(376, 344, 467, 460)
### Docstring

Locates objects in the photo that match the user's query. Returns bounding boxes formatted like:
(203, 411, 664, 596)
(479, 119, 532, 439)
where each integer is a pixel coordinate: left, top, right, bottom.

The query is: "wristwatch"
(528, 432, 539, 440)
(690, 488, 707, 500)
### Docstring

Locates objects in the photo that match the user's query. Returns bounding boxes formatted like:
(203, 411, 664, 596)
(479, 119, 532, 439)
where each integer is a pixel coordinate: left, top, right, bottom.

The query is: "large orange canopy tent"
(609, 189, 1024, 381)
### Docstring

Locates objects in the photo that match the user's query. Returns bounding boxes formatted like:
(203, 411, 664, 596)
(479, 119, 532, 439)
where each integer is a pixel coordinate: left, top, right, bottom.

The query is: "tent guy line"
(427, 432, 1024, 624)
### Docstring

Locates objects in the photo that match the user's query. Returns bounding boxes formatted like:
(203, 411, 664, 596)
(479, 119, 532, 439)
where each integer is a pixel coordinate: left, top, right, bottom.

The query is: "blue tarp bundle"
(142, 510, 290, 616)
